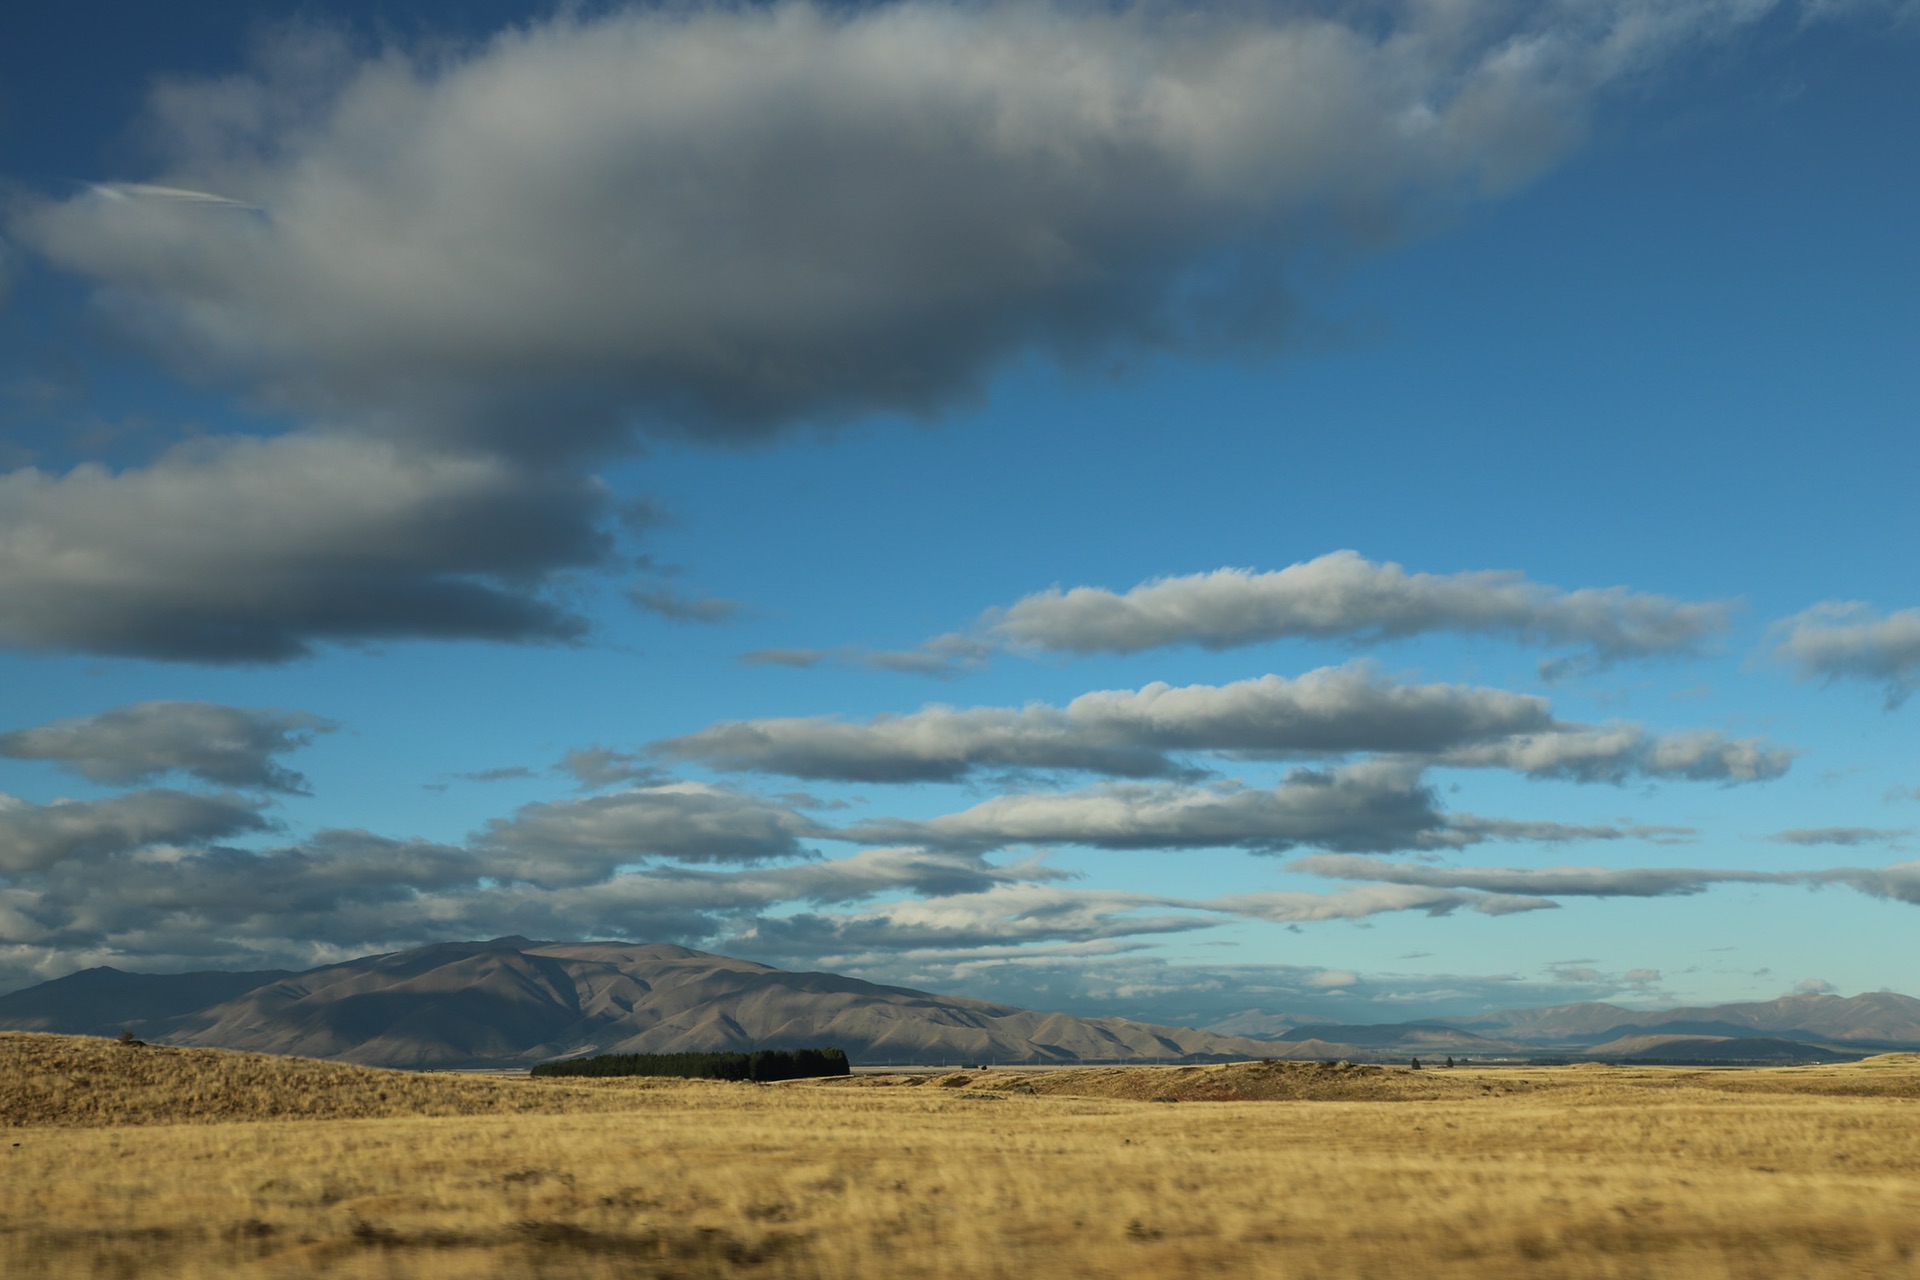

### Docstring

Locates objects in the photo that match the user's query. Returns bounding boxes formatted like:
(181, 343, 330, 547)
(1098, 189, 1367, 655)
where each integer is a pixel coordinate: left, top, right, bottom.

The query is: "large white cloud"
(14, 1, 1836, 450)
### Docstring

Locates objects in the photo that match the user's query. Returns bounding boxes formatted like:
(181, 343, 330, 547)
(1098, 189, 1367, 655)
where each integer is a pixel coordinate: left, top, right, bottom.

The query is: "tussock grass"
(0, 1032, 693, 1127)
(3, 1034, 1919, 1277)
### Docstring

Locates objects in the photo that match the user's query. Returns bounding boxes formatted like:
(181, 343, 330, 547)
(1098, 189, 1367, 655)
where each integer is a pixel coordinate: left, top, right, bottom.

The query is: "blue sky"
(0, 0, 1914, 1028)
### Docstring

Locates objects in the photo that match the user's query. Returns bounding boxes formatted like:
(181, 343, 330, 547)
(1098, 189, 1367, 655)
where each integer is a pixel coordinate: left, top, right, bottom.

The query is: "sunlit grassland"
(3, 1034, 1918, 1278)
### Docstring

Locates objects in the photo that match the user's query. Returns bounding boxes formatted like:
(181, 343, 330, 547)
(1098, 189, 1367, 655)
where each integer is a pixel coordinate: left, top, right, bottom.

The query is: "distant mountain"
(0, 939, 1291, 1069)
(1583, 1035, 1865, 1064)
(1208, 991, 1920, 1059)
(1272, 1022, 1525, 1053)
(0, 966, 294, 1036)
(1456, 992, 1920, 1048)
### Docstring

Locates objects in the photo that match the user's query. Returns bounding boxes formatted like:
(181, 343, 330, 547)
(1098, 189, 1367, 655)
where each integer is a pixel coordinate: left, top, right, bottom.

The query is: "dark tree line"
(531, 1048, 851, 1081)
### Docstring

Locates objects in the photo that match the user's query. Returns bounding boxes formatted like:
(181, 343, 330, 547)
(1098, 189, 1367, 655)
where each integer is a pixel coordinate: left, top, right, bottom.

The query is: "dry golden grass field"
(3, 1033, 1919, 1278)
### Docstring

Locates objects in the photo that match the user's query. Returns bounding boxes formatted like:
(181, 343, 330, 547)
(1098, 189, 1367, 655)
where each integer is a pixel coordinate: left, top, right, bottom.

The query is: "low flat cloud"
(0, 790, 269, 872)
(987, 553, 1730, 665)
(741, 634, 994, 678)
(475, 782, 830, 876)
(1290, 853, 1794, 897)
(0, 701, 337, 792)
(1771, 602, 1920, 707)
(726, 885, 1218, 958)
(0, 435, 606, 663)
(845, 764, 1450, 855)
(1219, 883, 1556, 922)
(660, 664, 1551, 782)
(1771, 827, 1912, 847)
(1429, 725, 1792, 784)
(662, 662, 1789, 786)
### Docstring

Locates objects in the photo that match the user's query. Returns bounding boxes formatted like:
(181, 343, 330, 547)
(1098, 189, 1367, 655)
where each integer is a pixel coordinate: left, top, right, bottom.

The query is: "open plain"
(2, 1033, 1918, 1278)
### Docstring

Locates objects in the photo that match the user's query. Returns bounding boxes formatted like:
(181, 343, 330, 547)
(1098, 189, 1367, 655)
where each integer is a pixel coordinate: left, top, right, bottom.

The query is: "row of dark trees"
(531, 1048, 851, 1081)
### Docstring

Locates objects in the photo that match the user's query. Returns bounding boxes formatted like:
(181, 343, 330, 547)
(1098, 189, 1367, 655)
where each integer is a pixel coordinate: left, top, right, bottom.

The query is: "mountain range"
(0, 938, 1284, 1068)
(2, 938, 1914, 1068)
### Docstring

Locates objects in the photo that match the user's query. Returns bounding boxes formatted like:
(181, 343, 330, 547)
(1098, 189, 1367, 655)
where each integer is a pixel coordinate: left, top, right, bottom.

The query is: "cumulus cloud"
(988, 552, 1730, 664)
(0, 790, 269, 873)
(658, 664, 1554, 782)
(1771, 602, 1920, 707)
(0, 434, 607, 662)
(0, 701, 337, 792)
(1290, 853, 1794, 897)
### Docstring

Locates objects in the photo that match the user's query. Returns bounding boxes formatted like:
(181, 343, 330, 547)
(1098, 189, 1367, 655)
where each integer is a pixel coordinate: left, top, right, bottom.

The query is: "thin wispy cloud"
(1290, 853, 1796, 898)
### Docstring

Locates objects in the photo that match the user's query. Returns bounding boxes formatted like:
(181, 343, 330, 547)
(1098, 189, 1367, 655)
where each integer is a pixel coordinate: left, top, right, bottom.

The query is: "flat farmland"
(3, 1034, 1918, 1278)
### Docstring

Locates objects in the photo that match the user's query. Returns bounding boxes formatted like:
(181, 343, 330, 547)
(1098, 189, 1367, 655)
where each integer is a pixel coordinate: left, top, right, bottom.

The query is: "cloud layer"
(4, 4, 1828, 664)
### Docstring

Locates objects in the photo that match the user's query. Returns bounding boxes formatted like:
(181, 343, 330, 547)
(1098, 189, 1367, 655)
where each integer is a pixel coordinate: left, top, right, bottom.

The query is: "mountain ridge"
(5, 941, 1914, 1068)
(0, 939, 1292, 1068)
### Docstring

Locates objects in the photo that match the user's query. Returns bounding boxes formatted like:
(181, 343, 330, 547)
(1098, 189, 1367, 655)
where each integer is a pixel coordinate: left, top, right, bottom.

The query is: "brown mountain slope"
(151, 938, 1297, 1068)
